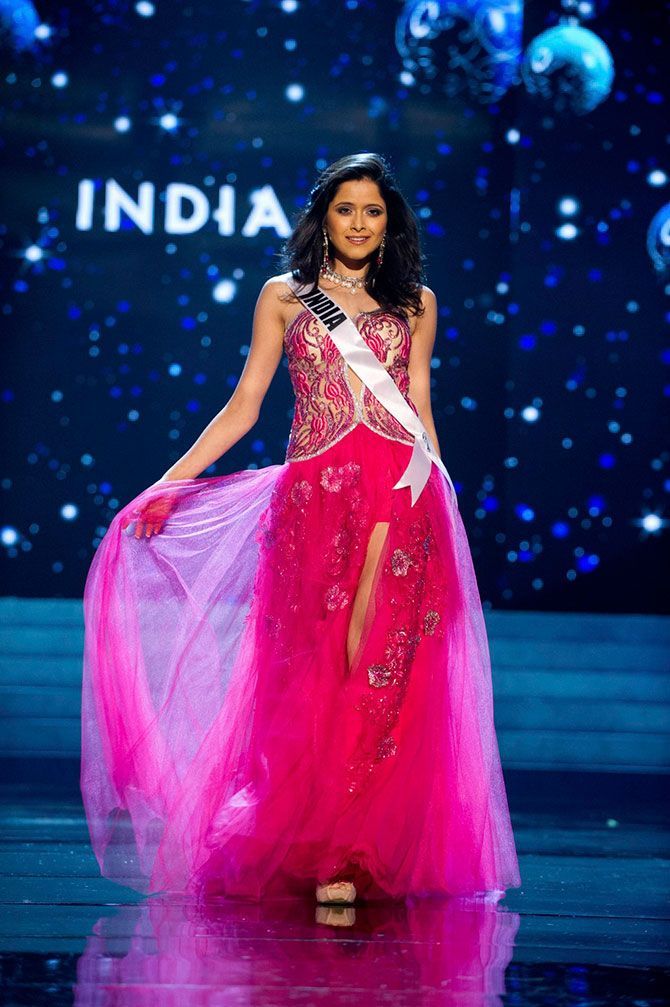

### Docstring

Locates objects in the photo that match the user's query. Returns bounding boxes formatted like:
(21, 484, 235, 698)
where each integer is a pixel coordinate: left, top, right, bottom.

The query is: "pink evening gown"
(80, 304, 521, 902)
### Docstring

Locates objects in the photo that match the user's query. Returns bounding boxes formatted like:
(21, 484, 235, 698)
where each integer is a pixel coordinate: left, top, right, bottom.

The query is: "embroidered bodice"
(284, 307, 419, 462)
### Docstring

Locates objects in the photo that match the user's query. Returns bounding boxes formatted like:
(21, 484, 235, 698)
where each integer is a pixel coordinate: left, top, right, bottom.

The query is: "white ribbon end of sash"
(393, 436, 432, 507)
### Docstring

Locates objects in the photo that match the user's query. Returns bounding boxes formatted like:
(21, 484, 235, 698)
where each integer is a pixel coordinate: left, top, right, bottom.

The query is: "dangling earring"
(322, 225, 331, 267)
(376, 233, 386, 267)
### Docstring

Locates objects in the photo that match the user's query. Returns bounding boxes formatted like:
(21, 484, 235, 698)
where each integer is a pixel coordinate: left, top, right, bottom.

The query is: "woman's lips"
(346, 236, 370, 244)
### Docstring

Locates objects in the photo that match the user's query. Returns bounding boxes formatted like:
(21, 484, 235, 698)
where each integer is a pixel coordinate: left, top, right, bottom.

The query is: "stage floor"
(1, 765, 668, 1005)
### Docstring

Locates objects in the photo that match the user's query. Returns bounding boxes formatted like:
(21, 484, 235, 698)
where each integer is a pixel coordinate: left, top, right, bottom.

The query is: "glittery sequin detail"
(290, 480, 313, 507)
(423, 609, 441, 635)
(367, 664, 392, 688)
(320, 461, 361, 493)
(325, 584, 349, 611)
(253, 395, 450, 810)
(346, 511, 447, 795)
(284, 309, 418, 462)
(390, 548, 415, 577)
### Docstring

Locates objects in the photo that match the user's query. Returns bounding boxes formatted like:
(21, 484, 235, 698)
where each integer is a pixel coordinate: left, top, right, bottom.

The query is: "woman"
(81, 152, 521, 906)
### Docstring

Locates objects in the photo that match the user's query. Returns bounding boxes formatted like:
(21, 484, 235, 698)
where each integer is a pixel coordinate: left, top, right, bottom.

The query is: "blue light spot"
(367, 96, 386, 118)
(67, 306, 82, 320)
(577, 553, 600, 572)
(515, 504, 535, 522)
(47, 258, 67, 271)
(186, 399, 201, 412)
(181, 317, 196, 330)
(551, 521, 570, 538)
(251, 439, 265, 453)
(519, 334, 536, 350)
(587, 494, 606, 514)
(599, 453, 616, 469)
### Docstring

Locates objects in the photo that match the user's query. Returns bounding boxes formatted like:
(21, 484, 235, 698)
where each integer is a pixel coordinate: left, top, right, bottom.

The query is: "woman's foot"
(315, 880, 357, 904)
(316, 905, 356, 927)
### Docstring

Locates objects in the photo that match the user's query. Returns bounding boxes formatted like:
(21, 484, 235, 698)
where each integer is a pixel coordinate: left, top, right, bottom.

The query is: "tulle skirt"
(81, 422, 521, 901)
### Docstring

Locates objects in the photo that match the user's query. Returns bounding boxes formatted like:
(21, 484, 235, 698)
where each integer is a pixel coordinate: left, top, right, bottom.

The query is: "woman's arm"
(158, 279, 287, 481)
(407, 285, 442, 460)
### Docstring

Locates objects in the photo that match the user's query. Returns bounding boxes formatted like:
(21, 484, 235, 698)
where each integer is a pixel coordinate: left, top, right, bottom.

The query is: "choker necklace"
(320, 261, 367, 293)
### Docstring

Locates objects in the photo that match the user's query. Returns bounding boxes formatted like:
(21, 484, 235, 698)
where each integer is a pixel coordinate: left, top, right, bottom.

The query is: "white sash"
(287, 278, 457, 509)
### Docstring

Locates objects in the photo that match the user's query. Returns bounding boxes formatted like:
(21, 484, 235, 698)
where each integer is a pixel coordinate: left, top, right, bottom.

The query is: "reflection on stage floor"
(1, 765, 669, 1005)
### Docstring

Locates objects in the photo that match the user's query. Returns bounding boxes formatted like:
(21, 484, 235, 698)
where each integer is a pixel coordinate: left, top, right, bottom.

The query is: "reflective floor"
(1, 764, 669, 1005)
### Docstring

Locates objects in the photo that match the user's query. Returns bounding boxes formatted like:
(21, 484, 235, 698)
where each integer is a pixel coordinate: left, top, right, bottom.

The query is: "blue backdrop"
(1, 0, 668, 611)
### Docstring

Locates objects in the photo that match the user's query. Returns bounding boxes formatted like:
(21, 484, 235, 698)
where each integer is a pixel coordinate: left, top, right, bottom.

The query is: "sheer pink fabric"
(81, 311, 521, 901)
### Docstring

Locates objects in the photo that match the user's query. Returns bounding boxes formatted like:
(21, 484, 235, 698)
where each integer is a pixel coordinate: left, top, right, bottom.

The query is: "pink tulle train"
(81, 423, 521, 900)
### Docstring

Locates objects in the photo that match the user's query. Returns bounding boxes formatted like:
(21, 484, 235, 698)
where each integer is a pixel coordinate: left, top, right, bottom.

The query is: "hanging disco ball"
(0, 0, 39, 52)
(558, 0, 612, 21)
(646, 204, 670, 275)
(395, 0, 523, 104)
(521, 24, 614, 115)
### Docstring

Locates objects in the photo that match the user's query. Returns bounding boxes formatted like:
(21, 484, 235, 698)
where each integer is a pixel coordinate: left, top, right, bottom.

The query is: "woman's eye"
(335, 207, 384, 215)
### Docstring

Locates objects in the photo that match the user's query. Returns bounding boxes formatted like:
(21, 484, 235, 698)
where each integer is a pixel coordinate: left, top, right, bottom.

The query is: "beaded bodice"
(284, 307, 418, 462)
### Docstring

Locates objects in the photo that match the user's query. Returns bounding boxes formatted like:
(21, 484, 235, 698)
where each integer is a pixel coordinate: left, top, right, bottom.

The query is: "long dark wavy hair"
(279, 152, 427, 318)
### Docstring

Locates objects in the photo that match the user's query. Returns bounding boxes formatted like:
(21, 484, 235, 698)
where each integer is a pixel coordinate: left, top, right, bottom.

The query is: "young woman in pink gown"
(80, 152, 521, 906)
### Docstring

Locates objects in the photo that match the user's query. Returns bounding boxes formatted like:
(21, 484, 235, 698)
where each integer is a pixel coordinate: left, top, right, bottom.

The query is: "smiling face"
(323, 177, 388, 270)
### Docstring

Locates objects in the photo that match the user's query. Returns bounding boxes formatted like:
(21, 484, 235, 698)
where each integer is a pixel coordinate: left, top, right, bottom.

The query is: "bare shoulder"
(257, 272, 298, 325)
(408, 284, 437, 336)
(419, 284, 437, 312)
(258, 272, 294, 302)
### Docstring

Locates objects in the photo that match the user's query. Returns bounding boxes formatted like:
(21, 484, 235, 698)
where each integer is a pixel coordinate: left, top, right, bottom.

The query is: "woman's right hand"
(120, 491, 179, 539)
